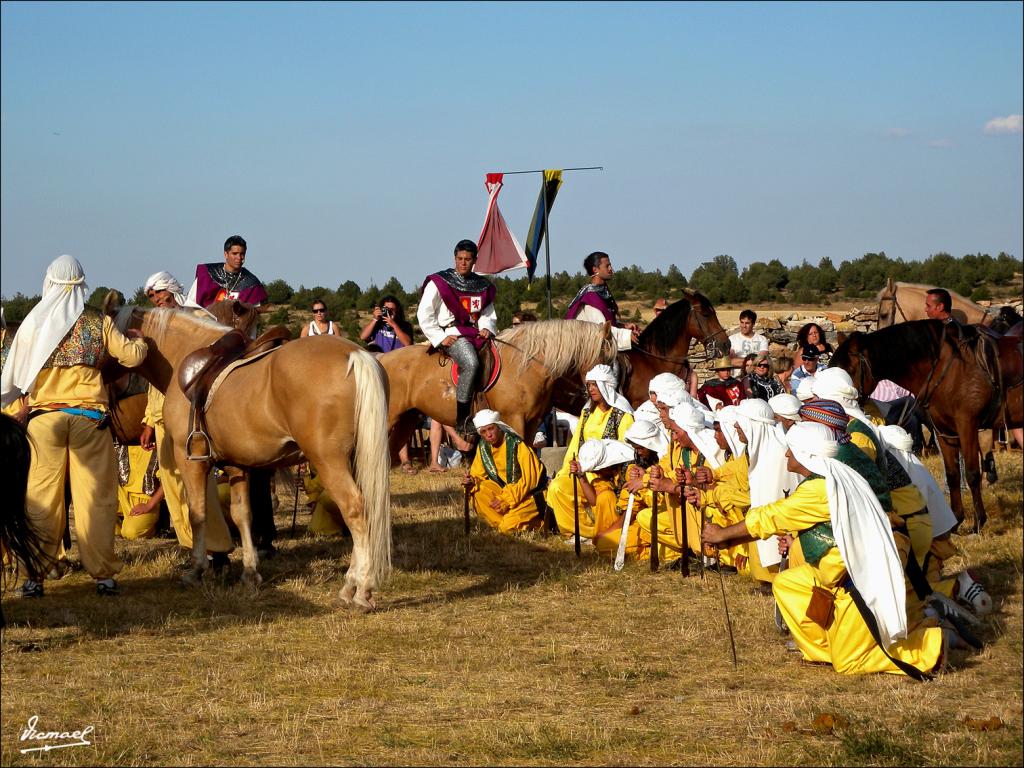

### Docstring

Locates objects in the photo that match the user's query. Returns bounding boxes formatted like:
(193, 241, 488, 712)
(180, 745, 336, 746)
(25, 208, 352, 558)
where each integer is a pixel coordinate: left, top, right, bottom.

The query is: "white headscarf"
(624, 419, 670, 459)
(739, 399, 800, 567)
(472, 409, 502, 430)
(768, 393, 803, 421)
(796, 375, 817, 402)
(670, 403, 725, 469)
(787, 422, 908, 649)
(812, 367, 880, 439)
(585, 364, 634, 414)
(2, 256, 88, 407)
(144, 270, 199, 309)
(878, 425, 957, 537)
(648, 373, 683, 399)
(715, 405, 745, 459)
(578, 438, 635, 473)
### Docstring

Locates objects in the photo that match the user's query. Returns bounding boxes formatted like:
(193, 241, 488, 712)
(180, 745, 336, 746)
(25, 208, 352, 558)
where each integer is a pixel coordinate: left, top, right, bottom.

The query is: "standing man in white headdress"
(546, 364, 634, 536)
(1, 256, 148, 597)
(138, 271, 234, 566)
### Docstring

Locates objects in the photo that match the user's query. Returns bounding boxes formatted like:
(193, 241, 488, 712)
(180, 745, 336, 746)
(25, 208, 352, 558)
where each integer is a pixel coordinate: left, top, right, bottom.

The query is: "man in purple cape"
(565, 251, 637, 351)
(186, 234, 269, 309)
(417, 239, 498, 436)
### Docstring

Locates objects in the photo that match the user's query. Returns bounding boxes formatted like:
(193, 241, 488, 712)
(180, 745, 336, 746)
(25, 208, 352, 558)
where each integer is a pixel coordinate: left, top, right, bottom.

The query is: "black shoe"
(16, 580, 44, 598)
(96, 578, 119, 596)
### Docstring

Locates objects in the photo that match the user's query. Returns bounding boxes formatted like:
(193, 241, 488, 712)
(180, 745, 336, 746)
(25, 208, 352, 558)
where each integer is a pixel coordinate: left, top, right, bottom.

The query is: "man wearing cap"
(788, 346, 820, 394)
(697, 356, 746, 410)
(139, 271, 234, 566)
(417, 239, 498, 436)
(186, 234, 269, 309)
(2, 256, 148, 598)
(704, 422, 946, 676)
(461, 410, 544, 533)
(565, 251, 638, 352)
(547, 365, 634, 536)
(566, 438, 635, 543)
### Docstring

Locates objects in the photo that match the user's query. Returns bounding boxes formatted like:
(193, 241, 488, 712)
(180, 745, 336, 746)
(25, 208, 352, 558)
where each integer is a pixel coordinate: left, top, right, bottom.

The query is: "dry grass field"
(2, 450, 1021, 767)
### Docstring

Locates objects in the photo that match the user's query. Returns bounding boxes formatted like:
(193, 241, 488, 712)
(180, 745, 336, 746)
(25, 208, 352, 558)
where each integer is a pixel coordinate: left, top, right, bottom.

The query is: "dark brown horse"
(553, 289, 729, 413)
(832, 320, 1023, 533)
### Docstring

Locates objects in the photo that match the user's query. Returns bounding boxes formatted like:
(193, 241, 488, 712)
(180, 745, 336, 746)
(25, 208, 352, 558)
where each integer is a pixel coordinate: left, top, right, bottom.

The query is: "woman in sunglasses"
(742, 355, 786, 401)
(301, 298, 340, 337)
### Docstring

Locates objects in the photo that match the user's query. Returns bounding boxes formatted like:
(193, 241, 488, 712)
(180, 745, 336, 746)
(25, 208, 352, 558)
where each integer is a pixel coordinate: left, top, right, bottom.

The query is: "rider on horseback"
(417, 239, 497, 438)
(565, 251, 639, 352)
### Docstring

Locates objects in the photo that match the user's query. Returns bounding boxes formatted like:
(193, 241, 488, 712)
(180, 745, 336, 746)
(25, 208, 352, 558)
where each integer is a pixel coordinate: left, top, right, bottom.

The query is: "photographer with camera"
(359, 295, 413, 352)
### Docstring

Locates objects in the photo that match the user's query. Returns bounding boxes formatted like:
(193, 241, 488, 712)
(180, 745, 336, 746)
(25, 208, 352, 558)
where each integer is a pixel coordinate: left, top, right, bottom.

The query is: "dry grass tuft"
(2, 453, 1022, 765)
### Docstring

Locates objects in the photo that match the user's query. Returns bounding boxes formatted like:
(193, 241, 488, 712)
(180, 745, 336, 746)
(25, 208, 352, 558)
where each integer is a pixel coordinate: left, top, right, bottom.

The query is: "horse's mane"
(497, 319, 615, 378)
(116, 305, 230, 339)
(636, 296, 692, 355)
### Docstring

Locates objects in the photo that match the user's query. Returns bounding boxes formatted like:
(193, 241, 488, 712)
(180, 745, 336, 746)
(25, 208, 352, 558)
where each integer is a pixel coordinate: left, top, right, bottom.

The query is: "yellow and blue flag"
(523, 170, 563, 280)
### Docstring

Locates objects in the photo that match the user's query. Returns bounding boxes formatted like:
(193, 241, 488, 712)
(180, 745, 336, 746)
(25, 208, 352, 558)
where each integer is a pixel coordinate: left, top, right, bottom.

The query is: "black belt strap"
(844, 578, 933, 681)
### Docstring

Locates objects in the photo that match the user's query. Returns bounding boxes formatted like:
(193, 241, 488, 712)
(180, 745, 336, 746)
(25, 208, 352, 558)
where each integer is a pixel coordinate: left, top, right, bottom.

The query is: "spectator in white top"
(728, 309, 769, 367)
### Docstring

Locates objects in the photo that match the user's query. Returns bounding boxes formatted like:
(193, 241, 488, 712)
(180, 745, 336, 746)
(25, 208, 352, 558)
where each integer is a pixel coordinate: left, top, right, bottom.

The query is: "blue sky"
(2, 1, 1021, 298)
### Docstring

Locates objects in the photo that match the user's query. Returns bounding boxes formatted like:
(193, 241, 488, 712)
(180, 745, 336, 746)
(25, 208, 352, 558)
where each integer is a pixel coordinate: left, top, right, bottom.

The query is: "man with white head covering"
(703, 421, 945, 676)
(2, 256, 148, 597)
(138, 272, 235, 564)
(768, 393, 802, 433)
(549, 437, 634, 544)
(812, 367, 884, 465)
(461, 409, 544, 533)
(547, 365, 634, 535)
(795, 375, 816, 403)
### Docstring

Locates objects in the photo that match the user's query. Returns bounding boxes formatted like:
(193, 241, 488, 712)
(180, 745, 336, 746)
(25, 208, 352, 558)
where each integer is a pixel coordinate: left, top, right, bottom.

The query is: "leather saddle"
(178, 326, 292, 460)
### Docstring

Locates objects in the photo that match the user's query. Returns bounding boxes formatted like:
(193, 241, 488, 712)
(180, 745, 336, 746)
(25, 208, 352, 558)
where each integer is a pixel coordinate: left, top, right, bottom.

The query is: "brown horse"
(832, 320, 1023, 533)
(112, 305, 391, 608)
(621, 289, 729, 406)
(380, 319, 618, 451)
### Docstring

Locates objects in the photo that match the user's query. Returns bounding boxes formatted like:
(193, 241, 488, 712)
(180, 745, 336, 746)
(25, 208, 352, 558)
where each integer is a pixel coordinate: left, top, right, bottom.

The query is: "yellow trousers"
(548, 475, 601, 538)
(774, 562, 943, 675)
(471, 479, 540, 533)
(594, 517, 644, 559)
(116, 445, 158, 540)
(304, 470, 347, 537)
(155, 424, 233, 553)
(25, 412, 122, 580)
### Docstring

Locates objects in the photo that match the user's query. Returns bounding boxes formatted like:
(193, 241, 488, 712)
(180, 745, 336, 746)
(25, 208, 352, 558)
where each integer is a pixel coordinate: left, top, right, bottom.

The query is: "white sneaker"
(956, 571, 993, 616)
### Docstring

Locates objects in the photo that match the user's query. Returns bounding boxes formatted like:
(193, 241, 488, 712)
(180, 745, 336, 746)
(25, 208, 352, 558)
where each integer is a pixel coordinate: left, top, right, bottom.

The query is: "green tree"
(690, 255, 747, 304)
(87, 286, 114, 308)
(265, 279, 294, 304)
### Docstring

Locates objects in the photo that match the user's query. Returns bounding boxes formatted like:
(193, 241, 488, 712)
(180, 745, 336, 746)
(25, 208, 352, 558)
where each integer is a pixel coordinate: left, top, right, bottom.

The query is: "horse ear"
(231, 300, 246, 318)
(602, 321, 612, 338)
(101, 289, 124, 318)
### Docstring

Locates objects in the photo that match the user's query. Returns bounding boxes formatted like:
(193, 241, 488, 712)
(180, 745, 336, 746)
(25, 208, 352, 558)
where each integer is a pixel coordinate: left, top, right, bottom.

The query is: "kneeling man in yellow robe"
(462, 409, 544, 533)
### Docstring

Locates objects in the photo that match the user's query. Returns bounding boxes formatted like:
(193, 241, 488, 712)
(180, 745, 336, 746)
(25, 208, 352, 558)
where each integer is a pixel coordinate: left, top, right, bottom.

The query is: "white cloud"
(984, 115, 1023, 135)
(887, 127, 911, 138)
(927, 138, 955, 148)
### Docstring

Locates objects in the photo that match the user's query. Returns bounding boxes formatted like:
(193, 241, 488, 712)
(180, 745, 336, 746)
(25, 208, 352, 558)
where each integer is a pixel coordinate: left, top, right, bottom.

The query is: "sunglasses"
(312, 308, 326, 313)
(755, 363, 769, 368)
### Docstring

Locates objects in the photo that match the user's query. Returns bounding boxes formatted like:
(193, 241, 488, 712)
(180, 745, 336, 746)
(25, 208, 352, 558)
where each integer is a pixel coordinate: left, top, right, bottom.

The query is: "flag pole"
(542, 180, 553, 319)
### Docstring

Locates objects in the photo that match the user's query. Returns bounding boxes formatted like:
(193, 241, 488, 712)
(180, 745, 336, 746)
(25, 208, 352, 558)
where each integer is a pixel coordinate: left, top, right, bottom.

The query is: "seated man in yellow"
(462, 409, 544, 533)
(548, 364, 634, 535)
(598, 419, 670, 561)
(303, 464, 349, 537)
(565, 438, 633, 549)
(812, 367, 885, 465)
(704, 422, 948, 677)
(115, 441, 162, 540)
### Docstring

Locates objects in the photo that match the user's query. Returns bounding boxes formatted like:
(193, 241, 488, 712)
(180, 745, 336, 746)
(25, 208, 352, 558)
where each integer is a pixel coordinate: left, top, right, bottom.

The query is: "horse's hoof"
(181, 569, 204, 588)
(354, 589, 376, 612)
(339, 582, 357, 607)
(240, 569, 262, 590)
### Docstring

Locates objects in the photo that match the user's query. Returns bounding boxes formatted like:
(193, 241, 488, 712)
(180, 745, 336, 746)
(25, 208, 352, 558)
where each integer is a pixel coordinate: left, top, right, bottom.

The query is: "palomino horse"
(832, 320, 1023, 533)
(113, 305, 391, 608)
(380, 319, 618, 450)
(875, 280, 1000, 328)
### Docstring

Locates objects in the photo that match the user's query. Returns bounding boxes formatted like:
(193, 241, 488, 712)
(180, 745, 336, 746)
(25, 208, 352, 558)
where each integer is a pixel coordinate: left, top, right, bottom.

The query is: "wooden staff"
(289, 463, 304, 538)
(463, 477, 471, 535)
(650, 489, 660, 572)
(678, 479, 690, 577)
(572, 453, 581, 557)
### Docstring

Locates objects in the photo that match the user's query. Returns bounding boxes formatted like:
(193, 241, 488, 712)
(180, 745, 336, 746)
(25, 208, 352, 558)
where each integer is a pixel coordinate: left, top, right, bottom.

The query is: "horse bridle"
(633, 298, 729, 367)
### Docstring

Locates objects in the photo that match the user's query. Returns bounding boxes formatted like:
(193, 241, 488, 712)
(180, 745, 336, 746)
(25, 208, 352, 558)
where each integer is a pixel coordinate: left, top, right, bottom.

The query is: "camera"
(380, 307, 392, 318)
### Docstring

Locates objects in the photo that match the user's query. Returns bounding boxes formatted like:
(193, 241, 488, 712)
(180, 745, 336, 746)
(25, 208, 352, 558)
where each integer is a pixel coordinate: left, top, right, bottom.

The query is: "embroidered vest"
(42, 307, 104, 369)
(795, 475, 834, 565)
(479, 427, 525, 487)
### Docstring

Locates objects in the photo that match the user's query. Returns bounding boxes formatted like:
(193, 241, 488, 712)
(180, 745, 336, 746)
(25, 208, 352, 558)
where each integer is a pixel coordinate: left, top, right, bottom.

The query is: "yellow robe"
(304, 467, 348, 536)
(558, 477, 620, 541)
(469, 436, 542, 533)
(548, 405, 633, 535)
(746, 478, 943, 676)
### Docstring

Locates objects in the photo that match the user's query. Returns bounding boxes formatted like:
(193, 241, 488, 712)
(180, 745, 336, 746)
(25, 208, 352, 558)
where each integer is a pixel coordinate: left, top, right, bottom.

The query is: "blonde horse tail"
(348, 348, 393, 588)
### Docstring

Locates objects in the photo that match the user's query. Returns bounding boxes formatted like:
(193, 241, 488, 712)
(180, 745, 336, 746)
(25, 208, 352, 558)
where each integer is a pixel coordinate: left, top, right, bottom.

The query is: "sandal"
(400, 462, 418, 475)
(427, 465, 448, 474)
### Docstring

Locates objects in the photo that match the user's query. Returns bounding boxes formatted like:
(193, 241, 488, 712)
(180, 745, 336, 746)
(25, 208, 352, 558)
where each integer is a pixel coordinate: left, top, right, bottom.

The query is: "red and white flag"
(475, 173, 528, 275)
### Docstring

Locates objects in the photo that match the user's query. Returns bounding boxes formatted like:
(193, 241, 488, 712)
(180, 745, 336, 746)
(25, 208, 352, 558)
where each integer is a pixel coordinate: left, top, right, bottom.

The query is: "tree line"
(3, 250, 1020, 339)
